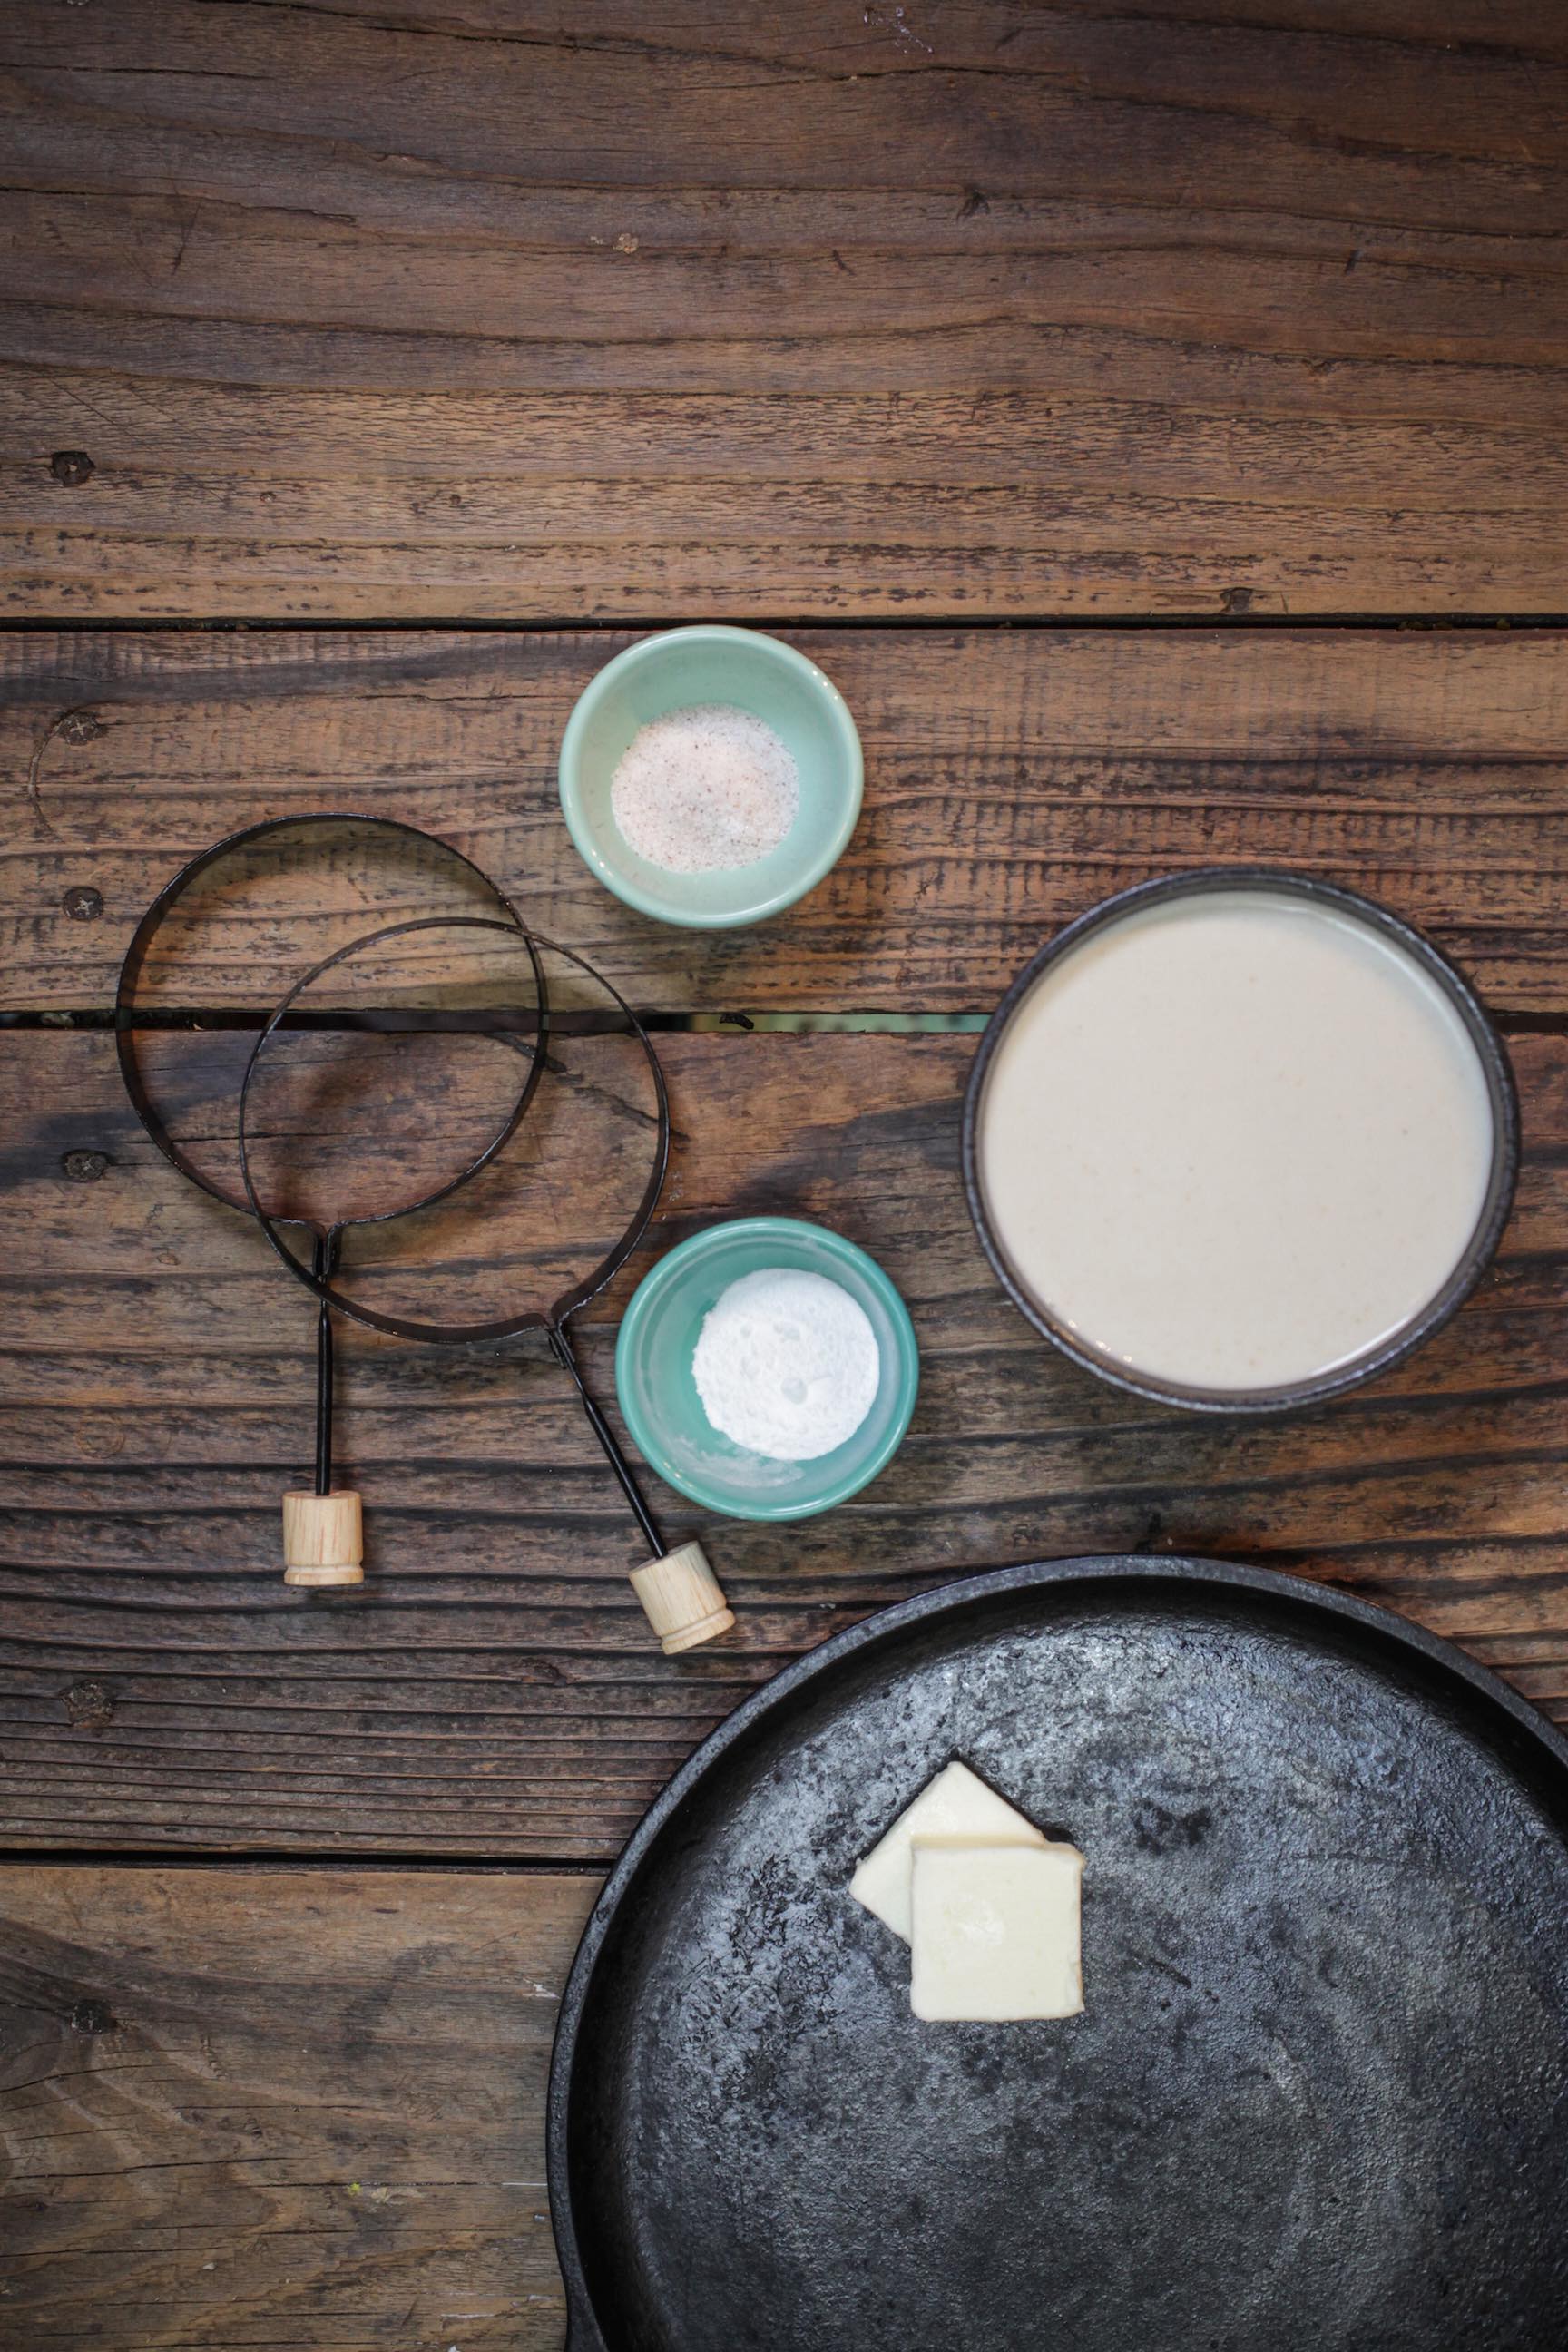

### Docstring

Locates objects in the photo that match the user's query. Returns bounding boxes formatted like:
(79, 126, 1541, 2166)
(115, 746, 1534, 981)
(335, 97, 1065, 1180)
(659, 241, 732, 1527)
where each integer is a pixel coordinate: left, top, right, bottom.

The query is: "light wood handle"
(282, 1490, 364, 1587)
(629, 1541, 734, 1655)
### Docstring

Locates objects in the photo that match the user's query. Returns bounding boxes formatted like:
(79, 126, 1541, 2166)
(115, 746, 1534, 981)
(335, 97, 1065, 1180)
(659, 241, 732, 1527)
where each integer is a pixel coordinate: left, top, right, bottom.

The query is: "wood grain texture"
(5, 6, 1567, 2334)
(0, 1861, 593, 2348)
(3, 2, 1566, 618)
(5, 624, 1568, 1013)
(3, 1024, 1564, 1857)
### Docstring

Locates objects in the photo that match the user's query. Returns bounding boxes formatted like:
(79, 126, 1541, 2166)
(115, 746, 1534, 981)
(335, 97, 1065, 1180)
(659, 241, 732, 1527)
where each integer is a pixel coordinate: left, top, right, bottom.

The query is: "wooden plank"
(2, 1024, 1564, 1857)
(3, 3, 1565, 619)
(5, 625, 1568, 1013)
(0, 1861, 593, 2349)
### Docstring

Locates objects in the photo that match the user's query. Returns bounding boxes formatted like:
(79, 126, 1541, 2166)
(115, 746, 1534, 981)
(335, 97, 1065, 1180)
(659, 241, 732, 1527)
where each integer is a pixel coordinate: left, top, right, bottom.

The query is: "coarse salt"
(692, 1267, 880, 1462)
(611, 703, 799, 875)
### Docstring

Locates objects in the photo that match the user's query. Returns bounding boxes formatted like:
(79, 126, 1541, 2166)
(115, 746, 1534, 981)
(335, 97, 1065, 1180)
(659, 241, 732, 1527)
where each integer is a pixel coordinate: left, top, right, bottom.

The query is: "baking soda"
(611, 703, 799, 874)
(692, 1267, 880, 1461)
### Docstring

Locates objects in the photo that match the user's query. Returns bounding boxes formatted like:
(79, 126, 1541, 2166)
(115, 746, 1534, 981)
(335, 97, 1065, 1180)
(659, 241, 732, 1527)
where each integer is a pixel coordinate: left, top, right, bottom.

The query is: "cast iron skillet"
(549, 1557, 1568, 2351)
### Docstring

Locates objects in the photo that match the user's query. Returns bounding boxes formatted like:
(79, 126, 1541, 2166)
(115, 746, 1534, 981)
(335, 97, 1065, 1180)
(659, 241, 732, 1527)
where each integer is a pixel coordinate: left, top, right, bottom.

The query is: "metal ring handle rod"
(548, 1325, 662, 1559)
(537, 1357, 735, 1662)
(313, 1228, 342, 1500)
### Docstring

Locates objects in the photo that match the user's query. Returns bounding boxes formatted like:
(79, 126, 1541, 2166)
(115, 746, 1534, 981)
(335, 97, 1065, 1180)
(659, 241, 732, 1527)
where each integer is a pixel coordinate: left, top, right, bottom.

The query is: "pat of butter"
(909, 1838, 1084, 2022)
(850, 1759, 1046, 1943)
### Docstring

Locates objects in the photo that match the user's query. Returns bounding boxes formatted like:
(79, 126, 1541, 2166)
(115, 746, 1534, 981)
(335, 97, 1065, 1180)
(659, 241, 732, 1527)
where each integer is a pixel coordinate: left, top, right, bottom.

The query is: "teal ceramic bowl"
(615, 1218, 919, 1522)
(558, 626, 863, 928)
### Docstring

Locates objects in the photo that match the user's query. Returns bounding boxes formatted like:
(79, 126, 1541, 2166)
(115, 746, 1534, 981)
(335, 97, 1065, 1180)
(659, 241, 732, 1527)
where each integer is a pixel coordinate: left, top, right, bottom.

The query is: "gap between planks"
(5, 1008, 1565, 1037)
(2, 612, 1567, 637)
(0, 1847, 607, 1873)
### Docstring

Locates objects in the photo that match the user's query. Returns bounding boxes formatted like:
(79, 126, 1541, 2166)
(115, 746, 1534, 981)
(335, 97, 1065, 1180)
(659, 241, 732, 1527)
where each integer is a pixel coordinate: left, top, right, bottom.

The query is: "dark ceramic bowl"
(961, 867, 1519, 1414)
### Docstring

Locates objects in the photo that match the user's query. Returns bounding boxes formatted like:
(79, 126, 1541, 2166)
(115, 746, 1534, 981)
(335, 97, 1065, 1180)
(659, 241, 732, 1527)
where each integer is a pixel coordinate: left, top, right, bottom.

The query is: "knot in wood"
(65, 1677, 116, 1728)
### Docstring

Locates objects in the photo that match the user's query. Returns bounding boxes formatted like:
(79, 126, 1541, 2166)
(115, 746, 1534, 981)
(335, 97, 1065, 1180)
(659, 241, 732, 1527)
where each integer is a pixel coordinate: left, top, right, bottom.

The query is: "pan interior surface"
(561, 1568, 1568, 2352)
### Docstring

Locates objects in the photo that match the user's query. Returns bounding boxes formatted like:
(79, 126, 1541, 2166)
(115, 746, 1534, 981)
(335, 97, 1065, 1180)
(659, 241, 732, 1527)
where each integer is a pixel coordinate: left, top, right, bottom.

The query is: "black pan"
(548, 1557, 1568, 2351)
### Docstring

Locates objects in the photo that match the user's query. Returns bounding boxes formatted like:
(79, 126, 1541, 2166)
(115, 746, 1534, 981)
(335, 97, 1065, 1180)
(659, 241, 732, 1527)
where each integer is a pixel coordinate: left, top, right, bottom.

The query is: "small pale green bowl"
(558, 626, 863, 928)
(615, 1217, 919, 1522)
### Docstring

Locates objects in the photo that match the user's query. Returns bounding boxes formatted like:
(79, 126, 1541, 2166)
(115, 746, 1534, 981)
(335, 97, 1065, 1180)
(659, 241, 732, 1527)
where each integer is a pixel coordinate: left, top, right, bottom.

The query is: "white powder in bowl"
(692, 1267, 881, 1462)
(611, 702, 799, 875)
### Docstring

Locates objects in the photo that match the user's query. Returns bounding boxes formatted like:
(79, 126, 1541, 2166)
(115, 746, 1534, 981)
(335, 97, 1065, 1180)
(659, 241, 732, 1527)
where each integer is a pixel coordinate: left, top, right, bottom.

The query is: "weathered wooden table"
(3, 6, 1565, 2347)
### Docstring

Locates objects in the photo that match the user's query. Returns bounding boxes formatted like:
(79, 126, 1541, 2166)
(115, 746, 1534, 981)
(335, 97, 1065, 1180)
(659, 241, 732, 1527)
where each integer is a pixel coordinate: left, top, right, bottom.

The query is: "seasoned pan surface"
(550, 1559, 1568, 2351)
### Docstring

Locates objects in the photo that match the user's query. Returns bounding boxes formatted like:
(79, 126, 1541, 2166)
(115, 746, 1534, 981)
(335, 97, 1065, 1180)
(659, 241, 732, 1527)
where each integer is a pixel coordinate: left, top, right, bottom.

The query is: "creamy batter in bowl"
(962, 870, 1519, 1411)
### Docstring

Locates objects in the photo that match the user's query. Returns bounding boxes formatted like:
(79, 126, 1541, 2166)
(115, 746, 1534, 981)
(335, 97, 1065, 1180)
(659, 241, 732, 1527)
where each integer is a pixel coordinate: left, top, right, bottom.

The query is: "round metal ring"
(114, 811, 548, 1227)
(236, 914, 670, 1348)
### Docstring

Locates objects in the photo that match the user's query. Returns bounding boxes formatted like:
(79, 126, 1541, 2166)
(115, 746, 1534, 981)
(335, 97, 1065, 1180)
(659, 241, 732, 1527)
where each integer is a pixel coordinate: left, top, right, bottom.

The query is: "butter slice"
(909, 1838, 1084, 2022)
(850, 1760, 1046, 1943)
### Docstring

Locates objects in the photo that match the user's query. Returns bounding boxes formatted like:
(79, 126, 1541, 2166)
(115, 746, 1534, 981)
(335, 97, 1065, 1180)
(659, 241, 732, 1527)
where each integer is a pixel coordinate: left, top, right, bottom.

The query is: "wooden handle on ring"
(282, 1491, 364, 1587)
(629, 1541, 734, 1655)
